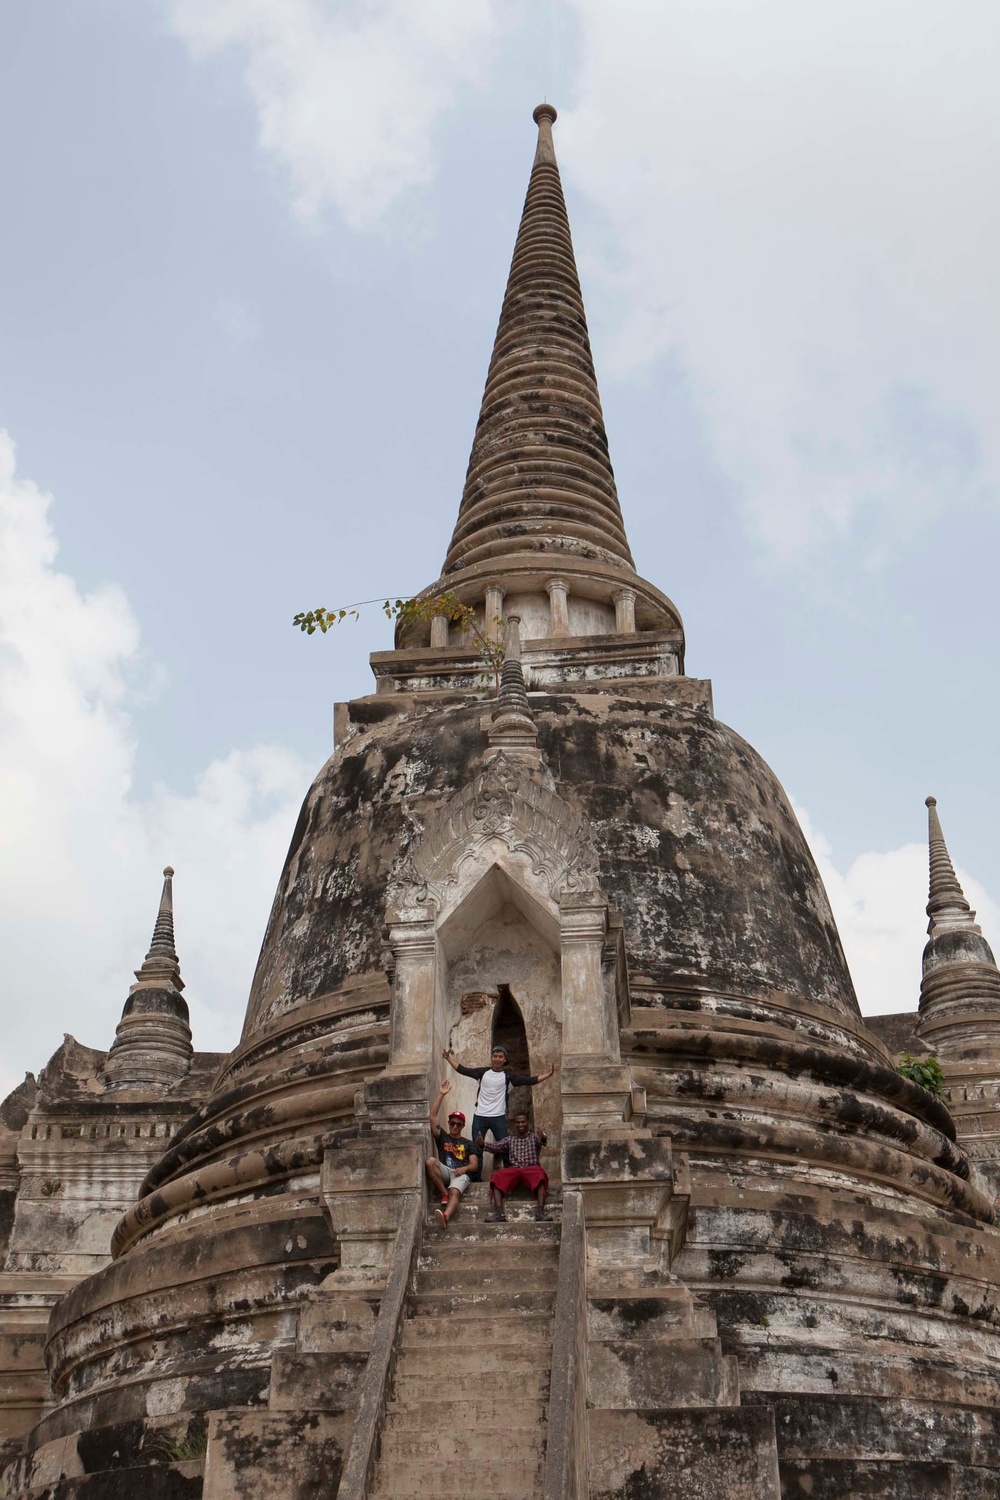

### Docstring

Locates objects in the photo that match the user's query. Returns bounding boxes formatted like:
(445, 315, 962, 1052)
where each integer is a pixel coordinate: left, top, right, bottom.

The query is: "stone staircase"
(370, 1192, 559, 1499)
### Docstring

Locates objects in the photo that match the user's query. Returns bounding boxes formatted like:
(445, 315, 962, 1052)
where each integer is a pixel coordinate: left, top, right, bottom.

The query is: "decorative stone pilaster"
(320, 1139, 423, 1289)
(560, 892, 620, 1064)
(547, 577, 571, 636)
(384, 919, 436, 1074)
(484, 584, 505, 644)
(613, 586, 637, 635)
(563, 1130, 685, 1282)
(429, 611, 449, 648)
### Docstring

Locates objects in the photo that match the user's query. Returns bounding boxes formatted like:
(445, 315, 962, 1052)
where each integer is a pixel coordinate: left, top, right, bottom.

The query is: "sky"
(2, 0, 999, 1098)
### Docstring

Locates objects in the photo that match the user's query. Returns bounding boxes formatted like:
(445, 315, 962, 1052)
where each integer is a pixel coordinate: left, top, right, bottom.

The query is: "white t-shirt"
(475, 1068, 508, 1116)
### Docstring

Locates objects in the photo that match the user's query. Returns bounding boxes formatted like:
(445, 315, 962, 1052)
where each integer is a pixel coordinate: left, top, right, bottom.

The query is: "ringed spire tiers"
(918, 796, 1000, 1062)
(104, 865, 193, 1086)
(442, 102, 636, 579)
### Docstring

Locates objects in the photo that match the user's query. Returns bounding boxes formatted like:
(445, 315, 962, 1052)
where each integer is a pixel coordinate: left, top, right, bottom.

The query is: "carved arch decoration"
(387, 752, 602, 920)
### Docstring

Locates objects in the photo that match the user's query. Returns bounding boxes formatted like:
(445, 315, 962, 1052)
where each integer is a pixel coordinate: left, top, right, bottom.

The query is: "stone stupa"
(3, 103, 1000, 1500)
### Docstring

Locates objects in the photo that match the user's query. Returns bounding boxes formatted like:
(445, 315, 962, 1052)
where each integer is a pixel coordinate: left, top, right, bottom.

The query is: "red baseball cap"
(448, 1110, 466, 1126)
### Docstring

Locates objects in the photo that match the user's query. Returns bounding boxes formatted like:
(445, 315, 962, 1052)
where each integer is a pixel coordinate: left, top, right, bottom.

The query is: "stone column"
(612, 586, 637, 635)
(484, 584, 505, 645)
(385, 919, 436, 1073)
(560, 892, 619, 1062)
(560, 891, 631, 1130)
(429, 612, 449, 648)
(547, 577, 571, 636)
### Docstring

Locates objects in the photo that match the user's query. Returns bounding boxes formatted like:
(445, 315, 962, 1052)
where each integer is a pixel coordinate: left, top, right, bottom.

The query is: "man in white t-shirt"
(442, 1044, 555, 1179)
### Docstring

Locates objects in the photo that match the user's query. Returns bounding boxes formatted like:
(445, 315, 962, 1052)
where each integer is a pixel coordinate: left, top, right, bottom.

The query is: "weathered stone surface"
(588, 1406, 781, 1498)
(202, 1409, 350, 1499)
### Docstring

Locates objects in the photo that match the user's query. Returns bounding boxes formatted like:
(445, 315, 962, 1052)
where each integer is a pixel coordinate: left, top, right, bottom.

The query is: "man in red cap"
(425, 1079, 479, 1230)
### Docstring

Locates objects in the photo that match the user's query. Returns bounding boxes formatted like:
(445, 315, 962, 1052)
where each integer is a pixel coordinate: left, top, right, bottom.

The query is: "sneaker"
(434, 1208, 448, 1231)
(485, 1209, 507, 1223)
(535, 1208, 552, 1222)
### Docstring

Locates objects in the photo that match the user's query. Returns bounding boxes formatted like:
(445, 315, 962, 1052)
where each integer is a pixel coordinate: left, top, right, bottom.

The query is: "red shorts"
(489, 1165, 548, 1197)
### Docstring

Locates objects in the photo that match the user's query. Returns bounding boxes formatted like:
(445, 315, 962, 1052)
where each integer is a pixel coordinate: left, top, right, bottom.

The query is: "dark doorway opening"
(492, 984, 532, 1122)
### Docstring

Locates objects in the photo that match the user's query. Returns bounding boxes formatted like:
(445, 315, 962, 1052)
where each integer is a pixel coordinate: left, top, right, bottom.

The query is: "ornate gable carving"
(390, 753, 600, 916)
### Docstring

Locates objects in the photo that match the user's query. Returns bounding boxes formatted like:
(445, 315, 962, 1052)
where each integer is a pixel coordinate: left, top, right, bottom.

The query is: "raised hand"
(439, 1079, 452, 1096)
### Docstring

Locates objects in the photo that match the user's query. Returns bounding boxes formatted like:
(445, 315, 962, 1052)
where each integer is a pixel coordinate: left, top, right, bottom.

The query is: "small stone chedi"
(3, 104, 1000, 1499)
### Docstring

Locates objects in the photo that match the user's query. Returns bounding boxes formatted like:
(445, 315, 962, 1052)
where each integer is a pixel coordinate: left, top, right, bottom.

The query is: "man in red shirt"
(476, 1113, 550, 1222)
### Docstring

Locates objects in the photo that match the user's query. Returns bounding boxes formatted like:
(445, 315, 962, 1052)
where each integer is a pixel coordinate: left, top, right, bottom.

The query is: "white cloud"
(562, 0, 1000, 555)
(794, 800, 1000, 1017)
(0, 431, 310, 1100)
(166, 0, 508, 227)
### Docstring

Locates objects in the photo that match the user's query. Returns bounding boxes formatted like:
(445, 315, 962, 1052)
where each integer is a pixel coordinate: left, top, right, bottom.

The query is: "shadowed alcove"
(493, 983, 533, 1121)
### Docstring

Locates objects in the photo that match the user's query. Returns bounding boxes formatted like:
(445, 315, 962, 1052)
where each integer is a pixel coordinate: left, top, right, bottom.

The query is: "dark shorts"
(490, 1165, 548, 1196)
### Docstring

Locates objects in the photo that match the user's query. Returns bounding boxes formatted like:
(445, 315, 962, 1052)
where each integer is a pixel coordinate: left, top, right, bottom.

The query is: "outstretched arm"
(429, 1079, 450, 1138)
(442, 1048, 460, 1073)
(476, 1134, 510, 1155)
(509, 1063, 557, 1087)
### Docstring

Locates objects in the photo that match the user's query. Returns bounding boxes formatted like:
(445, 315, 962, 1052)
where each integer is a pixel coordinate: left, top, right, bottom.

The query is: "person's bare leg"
(535, 1182, 550, 1220)
(442, 1186, 462, 1223)
(425, 1158, 446, 1197)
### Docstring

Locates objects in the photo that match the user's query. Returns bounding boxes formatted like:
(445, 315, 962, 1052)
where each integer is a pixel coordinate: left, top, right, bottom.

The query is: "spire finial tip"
(163, 865, 174, 878)
(925, 797, 936, 808)
(532, 102, 557, 127)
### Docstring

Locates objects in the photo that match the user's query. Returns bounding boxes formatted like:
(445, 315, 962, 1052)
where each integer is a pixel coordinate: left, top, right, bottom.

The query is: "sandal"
(485, 1209, 507, 1223)
(535, 1208, 552, 1221)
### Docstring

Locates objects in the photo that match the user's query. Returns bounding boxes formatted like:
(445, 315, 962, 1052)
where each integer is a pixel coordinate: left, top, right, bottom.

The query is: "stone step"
(395, 1344, 548, 1376)
(408, 1289, 556, 1318)
(383, 1398, 548, 1432)
(416, 1263, 557, 1294)
(392, 1369, 550, 1403)
(372, 1489, 539, 1500)
(420, 1236, 560, 1265)
(378, 1429, 546, 1463)
(401, 1312, 552, 1346)
(370, 1456, 543, 1495)
(425, 1212, 563, 1236)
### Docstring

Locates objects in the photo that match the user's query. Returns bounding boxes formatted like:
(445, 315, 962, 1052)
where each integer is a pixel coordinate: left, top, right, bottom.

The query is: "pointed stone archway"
(371, 751, 632, 1135)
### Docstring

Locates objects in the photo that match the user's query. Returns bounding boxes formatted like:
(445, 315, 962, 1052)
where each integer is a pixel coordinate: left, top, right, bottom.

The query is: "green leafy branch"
(293, 591, 507, 691)
(897, 1054, 945, 1098)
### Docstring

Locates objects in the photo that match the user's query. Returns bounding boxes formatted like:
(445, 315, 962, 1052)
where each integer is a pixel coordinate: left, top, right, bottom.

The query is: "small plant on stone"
(293, 592, 506, 692)
(148, 1424, 208, 1464)
(39, 1179, 62, 1197)
(897, 1054, 945, 1097)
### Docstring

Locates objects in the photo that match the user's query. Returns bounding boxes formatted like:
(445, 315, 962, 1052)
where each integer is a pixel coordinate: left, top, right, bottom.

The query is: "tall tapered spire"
(104, 866, 192, 1087)
(442, 103, 635, 578)
(917, 797, 1000, 1062)
(925, 796, 973, 934)
(134, 865, 184, 990)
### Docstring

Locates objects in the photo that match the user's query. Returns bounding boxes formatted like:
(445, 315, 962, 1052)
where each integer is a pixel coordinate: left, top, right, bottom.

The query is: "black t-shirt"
(437, 1135, 475, 1171)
